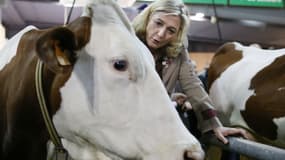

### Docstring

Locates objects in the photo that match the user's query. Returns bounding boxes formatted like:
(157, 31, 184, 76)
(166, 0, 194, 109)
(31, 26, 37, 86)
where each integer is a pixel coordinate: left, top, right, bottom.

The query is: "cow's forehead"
(86, 24, 137, 60)
(83, 1, 137, 58)
(83, 23, 149, 83)
(87, 0, 133, 33)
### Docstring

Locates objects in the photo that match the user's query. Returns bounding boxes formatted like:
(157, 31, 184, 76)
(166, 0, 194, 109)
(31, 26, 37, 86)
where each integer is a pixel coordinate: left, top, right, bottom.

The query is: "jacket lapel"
(162, 57, 180, 84)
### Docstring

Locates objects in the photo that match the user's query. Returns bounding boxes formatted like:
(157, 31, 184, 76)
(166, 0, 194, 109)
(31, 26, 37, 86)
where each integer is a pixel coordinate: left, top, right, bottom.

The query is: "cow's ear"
(66, 16, 91, 50)
(36, 27, 77, 73)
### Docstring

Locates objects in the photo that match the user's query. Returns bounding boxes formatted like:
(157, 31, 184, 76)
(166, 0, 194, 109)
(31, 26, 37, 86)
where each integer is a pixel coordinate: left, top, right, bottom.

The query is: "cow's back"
(0, 26, 37, 113)
(207, 42, 243, 90)
(0, 25, 36, 132)
(207, 42, 285, 148)
(0, 26, 36, 70)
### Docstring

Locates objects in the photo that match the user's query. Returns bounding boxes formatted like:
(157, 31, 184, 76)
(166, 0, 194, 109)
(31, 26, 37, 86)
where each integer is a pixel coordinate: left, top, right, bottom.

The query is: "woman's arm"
(178, 49, 222, 133)
(178, 49, 248, 143)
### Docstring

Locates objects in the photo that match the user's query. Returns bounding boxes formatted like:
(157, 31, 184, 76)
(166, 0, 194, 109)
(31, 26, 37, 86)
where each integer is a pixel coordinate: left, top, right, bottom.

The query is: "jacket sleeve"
(178, 49, 222, 133)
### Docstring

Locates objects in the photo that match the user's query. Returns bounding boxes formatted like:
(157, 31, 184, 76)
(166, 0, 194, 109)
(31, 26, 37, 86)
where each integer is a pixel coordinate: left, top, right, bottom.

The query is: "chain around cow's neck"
(35, 60, 68, 160)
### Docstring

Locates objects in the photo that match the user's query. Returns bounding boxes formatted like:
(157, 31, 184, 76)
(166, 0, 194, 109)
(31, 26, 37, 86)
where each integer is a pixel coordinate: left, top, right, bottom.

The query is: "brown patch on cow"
(0, 29, 57, 159)
(16, 28, 75, 114)
(36, 27, 77, 73)
(241, 55, 285, 141)
(55, 41, 72, 66)
(67, 16, 92, 50)
(49, 67, 73, 114)
(207, 43, 243, 90)
(0, 13, 92, 160)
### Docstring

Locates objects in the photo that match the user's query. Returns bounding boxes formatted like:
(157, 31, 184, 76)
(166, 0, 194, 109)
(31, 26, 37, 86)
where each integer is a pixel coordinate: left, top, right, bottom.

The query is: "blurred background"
(0, 0, 285, 71)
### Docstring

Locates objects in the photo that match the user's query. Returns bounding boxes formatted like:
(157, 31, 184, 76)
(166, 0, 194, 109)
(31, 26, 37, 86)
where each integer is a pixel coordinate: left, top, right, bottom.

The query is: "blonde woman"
(132, 0, 247, 144)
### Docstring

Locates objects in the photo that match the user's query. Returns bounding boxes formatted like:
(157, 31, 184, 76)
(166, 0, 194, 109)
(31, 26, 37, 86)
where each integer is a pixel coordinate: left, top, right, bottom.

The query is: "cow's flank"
(208, 42, 285, 148)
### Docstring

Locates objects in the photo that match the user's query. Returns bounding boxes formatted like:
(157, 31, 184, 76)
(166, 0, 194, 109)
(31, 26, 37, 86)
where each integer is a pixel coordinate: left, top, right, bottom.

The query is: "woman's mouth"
(152, 38, 160, 45)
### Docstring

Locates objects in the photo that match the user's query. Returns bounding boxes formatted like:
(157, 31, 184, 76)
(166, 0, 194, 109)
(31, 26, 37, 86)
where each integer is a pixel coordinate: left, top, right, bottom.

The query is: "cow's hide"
(207, 42, 285, 148)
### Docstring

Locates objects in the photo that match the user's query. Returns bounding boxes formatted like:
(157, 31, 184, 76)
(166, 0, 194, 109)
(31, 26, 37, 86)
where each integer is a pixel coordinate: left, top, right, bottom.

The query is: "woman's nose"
(157, 28, 166, 38)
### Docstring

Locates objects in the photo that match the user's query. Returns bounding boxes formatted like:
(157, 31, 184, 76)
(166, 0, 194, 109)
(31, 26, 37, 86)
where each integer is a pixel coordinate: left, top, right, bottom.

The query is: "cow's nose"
(183, 149, 204, 160)
(184, 151, 193, 160)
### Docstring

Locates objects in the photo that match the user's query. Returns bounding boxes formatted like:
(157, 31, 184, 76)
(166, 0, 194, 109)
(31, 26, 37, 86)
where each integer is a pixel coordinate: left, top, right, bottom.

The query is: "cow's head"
(36, 0, 204, 159)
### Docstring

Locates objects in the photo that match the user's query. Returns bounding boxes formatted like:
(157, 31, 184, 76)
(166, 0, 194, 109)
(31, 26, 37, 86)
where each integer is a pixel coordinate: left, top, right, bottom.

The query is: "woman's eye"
(113, 60, 128, 71)
(168, 30, 176, 35)
(155, 21, 163, 26)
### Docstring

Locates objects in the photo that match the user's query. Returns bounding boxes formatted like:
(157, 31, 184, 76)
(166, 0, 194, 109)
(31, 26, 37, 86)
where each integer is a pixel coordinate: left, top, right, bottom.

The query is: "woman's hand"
(171, 93, 192, 111)
(213, 126, 249, 144)
(171, 93, 187, 106)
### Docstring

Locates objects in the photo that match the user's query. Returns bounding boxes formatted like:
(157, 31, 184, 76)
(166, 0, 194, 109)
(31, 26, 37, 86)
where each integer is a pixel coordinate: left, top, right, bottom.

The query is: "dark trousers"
(176, 106, 201, 138)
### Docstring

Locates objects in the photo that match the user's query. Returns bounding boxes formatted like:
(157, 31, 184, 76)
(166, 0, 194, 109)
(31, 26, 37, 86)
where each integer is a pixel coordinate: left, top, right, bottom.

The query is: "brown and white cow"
(0, 0, 204, 160)
(207, 42, 285, 148)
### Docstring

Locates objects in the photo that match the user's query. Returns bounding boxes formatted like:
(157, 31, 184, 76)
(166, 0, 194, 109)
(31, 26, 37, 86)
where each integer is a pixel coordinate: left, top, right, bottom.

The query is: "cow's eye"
(113, 60, 128, 71)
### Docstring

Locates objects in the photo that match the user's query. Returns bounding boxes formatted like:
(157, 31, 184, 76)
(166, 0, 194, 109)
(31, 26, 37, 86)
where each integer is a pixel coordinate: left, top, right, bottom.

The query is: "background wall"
(189, 52, 214, 72)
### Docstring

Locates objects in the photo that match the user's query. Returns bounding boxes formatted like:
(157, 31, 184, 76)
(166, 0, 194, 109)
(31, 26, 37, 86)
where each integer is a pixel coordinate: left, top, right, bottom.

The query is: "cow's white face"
(52, 1, 204, 160)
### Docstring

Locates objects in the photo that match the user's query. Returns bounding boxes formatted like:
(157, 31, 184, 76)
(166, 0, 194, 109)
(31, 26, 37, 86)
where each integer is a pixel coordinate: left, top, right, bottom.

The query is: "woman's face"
(146, 12, 181, 50)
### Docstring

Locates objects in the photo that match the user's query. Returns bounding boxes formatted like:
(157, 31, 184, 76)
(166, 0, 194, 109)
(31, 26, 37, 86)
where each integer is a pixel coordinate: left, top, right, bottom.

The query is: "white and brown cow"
(207, 42, 285, 148)
(0, 0, 204, 160)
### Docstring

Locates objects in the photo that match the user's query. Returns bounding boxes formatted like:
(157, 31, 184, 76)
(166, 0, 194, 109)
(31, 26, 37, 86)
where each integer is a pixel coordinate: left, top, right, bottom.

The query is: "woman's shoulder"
(178, 48, 190, 61)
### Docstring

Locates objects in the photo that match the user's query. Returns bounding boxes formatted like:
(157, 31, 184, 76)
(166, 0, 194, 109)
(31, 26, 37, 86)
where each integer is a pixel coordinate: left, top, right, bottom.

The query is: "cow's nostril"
(183, 151, 194, 160)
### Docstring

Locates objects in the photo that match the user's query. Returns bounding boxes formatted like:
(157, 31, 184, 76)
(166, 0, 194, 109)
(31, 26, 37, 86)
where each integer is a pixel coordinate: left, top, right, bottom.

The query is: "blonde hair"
(132, 0, 190, 57)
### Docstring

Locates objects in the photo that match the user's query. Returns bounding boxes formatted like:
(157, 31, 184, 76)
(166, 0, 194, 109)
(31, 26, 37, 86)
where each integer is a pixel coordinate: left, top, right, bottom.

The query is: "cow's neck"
(2, 57, 68, 160)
